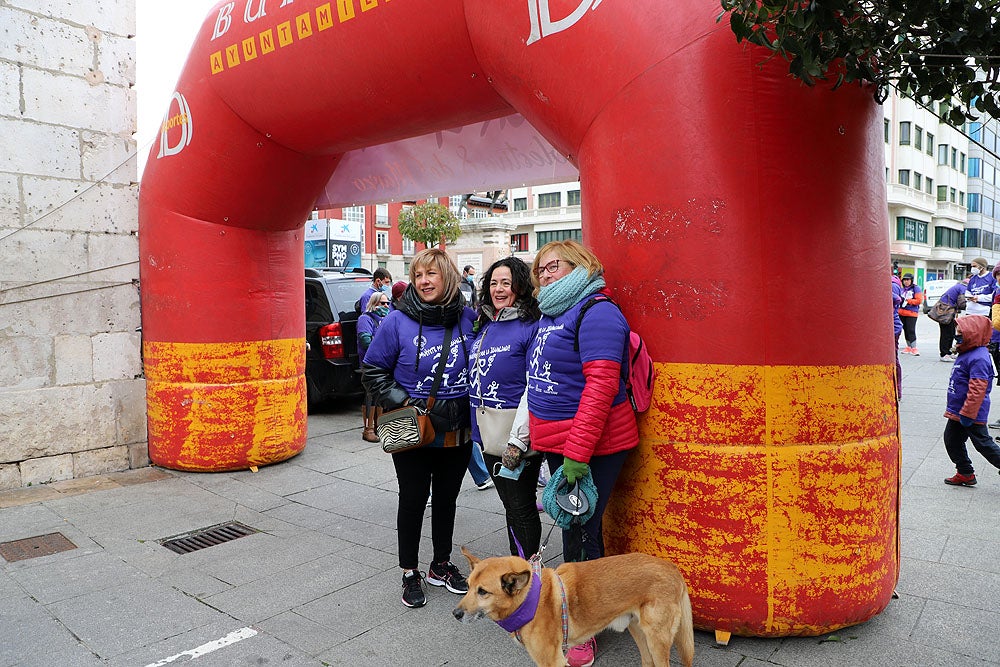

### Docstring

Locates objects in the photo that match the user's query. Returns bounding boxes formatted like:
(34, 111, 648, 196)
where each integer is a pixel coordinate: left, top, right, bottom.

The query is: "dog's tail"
(677, 586, 695, 667)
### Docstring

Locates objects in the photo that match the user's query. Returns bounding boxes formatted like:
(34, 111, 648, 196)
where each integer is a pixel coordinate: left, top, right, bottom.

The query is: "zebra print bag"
(377, 402, 435, 454)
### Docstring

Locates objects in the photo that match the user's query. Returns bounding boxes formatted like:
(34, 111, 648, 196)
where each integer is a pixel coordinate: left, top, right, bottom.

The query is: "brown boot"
(362, 405, 379, 443)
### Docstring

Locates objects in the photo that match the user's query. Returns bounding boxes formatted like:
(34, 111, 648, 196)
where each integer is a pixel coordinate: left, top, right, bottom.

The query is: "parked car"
(921, 279, 960, 313)
(304, 267, 373, 409)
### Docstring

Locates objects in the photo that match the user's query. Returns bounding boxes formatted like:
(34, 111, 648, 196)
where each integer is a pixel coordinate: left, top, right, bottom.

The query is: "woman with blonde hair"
(362, 248, 476, 608)
(526, 239, 639, 667)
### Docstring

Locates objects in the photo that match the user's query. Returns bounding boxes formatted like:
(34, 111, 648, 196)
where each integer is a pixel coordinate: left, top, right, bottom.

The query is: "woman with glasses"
(357, 293, 391, 442)
(468, 257, 542, 556)
(362, 248, 475, 609)
(526, 240, 639, 667)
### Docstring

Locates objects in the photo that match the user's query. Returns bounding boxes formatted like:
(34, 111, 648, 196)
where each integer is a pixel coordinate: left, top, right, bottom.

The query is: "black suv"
(304, 267, 374, 408)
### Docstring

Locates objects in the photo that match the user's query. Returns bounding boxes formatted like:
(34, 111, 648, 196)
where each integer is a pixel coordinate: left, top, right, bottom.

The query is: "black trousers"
(938, 320, 956, 357)
(943, 418, 1000, 474)
(901, 315, 918, 348)
(483, 452, 543, 557)
(392, 441, 471, 570)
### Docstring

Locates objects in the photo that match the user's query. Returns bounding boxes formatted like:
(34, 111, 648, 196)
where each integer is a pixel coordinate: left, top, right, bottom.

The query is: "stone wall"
(0, 1, 144, 489)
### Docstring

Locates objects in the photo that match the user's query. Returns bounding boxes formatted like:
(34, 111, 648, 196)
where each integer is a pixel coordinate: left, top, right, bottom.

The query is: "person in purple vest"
(964, 258, 995, 316)
(362, 248, 475, 609)
(469, 257, 541, 556)
(527, 240, 639, 667)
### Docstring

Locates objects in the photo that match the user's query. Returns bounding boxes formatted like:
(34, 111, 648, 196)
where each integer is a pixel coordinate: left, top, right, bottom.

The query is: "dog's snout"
(452, 607, 464, 621)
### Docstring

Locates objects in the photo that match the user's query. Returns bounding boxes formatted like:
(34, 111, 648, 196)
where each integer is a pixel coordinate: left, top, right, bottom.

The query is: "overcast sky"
(136, 0, 218, 176)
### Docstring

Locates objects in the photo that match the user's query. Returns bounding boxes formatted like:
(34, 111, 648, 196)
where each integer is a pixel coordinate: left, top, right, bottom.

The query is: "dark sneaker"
(989, 420, 1000, 430)
(944, 472, 977, 487)
(426, 560, 468, 594)
(401, 570, 426, 608)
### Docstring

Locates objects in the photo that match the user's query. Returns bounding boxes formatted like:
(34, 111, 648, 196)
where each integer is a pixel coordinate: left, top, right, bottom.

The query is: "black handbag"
(927, 301, 956, 325)
(376, 324, 453, 454)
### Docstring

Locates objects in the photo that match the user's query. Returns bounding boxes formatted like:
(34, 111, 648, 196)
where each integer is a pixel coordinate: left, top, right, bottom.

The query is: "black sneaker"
(426, 560, 468, 594)
(401, 570, 426, 608)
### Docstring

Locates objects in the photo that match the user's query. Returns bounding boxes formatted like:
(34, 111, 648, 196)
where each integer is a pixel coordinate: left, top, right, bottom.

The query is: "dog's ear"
(501, 570, 532, 596)
(461, 546, 479, 568)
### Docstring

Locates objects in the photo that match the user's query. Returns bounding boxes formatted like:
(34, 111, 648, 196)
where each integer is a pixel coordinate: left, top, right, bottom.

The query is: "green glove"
(562, 457, 590, 485)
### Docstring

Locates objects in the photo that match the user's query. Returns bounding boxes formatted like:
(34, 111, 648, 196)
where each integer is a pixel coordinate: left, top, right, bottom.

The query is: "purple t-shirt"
(946, 346, 993, 421)
(362, 308, 475, 400)
(527, 297, 628, 421)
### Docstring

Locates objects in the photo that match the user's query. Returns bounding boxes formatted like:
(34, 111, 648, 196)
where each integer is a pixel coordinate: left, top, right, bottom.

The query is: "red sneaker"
(944, 472, 977, 487)
(566, 637, 596, 667)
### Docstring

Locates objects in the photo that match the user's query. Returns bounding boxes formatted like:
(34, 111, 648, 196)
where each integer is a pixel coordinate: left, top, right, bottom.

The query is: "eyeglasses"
(379, 300, 390, 305)
(535, 259, 572, 277)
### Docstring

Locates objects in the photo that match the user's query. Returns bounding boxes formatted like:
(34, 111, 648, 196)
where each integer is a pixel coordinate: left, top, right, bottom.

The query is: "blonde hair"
(531, 240, 603, 291)
(365, 290, 389, 312)
(409, 248, 462, 304)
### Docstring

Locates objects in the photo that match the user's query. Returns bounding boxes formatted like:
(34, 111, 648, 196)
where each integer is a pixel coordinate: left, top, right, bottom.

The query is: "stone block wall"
(0, 1, 144, 489)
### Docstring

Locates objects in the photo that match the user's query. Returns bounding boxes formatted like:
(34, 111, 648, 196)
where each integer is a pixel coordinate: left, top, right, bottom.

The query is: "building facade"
(0, 2, 143, 489)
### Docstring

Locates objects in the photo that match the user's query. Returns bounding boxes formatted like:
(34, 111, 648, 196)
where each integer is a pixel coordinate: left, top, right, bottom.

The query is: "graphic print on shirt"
(413, 331, 469, 392)
(469, 333, 513, 407)
(528, 327, 560, 395)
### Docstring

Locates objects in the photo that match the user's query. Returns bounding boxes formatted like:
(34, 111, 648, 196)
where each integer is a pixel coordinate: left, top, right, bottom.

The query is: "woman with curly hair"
(468, 256, 542, 556)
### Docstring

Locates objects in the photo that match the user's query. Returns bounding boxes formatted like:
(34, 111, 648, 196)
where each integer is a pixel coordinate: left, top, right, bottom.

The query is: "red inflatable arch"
(140, 0, 899, 638)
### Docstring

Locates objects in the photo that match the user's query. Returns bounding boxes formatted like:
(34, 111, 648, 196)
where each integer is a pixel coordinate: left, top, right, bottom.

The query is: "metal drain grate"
(160, 522, 258, 554)
(0, 532, 77, 562)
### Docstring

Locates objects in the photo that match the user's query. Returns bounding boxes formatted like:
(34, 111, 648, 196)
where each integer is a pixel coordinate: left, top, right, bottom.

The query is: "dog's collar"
(496, 569, 542, 633)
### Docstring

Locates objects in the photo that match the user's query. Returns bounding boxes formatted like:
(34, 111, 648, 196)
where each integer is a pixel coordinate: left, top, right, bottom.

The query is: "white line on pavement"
(143, 627, 258, 666)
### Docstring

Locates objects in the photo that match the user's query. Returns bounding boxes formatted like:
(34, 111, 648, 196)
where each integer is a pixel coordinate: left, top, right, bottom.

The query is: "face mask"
(380, 284, 391, 294)
(375, 306, 389, 316)
(493, 461, 524, 480)
(955, 334, 963, 347)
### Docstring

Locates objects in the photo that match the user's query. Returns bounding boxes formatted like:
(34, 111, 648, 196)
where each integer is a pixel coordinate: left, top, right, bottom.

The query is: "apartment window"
(537, 192, 561, 209)
(969, 157, 981, 178)
(376, 230, 389, 254)
(449, 195, 463, 214)
(343, 206, 365, 224)
(884, 118, 890, 143)
(960, 191, 965, 207)
(934, 226, 963, 249)
(897, 170, 910, 186)
(925, 177, 934, 195)
(950, 187, 956, 203)
(984, 230, 996, 252)
(510, 233, 529, 252)
(951, 147, 957, 168)
(985, 198, 996, 219)
(960, 152, 966, 173)
(375, 203, 389, 227)
(913, 173, 922, 190)
(970, 121, 983, 143)
(472, 208, 489, 219)
(926, 133, 934, 156)
(937, 185, 947, 202)
(895, 216, 928, 243)
(914, 126, 923, 151)
(536, 229, 582, 246)
(938, 144, 948, 165)
(402, 237, 415, 255)
(985, 163, 997, 186)
(969, 193, 981, 213)
(567, 189, 581, 206)
(898, 122, 911, 145)
(965, 228, 980, 248)
(513, 197, 527, 211)
(938, 101, 949, 116)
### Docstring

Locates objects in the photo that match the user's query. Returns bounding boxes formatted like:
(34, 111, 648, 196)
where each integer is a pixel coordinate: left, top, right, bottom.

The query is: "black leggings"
(392, 441, 471, 570)
(483, 452, 543, 557)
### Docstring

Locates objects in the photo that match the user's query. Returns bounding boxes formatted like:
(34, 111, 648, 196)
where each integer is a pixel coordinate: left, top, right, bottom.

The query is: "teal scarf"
(538, 267, 606, 317)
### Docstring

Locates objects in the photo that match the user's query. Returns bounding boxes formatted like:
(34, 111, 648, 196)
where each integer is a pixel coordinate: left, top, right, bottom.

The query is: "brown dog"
(453, 547, 694, 667)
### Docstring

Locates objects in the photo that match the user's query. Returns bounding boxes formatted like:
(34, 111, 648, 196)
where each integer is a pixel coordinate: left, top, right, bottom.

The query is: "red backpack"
(573, 295, 656, 413)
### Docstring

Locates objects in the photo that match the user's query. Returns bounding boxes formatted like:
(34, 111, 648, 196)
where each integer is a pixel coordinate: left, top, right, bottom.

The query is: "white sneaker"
(476, 479, 494, 491)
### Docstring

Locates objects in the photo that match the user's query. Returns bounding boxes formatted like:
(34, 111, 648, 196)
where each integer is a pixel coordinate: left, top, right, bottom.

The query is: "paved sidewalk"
(2, 314, 999, 666)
